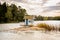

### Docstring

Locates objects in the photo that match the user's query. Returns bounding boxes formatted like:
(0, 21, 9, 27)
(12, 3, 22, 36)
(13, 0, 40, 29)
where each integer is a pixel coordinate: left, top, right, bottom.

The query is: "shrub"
(37, 23, 52, 31)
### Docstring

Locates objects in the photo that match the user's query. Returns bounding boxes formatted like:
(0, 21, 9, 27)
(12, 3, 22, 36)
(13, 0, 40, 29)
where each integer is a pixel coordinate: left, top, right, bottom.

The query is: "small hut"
(24, 15, 35, 26)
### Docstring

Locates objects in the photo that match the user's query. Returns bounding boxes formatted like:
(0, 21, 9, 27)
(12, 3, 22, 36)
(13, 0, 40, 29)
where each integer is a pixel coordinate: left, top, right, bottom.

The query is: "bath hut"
(24, 15, 35, 26)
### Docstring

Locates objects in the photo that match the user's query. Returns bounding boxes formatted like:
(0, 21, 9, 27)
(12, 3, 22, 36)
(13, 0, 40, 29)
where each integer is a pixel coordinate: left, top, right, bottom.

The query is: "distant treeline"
(35, 15, 60, 21)
(0, 2, 27, 23)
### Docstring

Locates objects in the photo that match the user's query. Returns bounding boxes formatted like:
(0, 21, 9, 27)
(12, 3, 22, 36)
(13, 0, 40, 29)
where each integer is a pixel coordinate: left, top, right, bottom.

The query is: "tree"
(35, 15, 43, 20)
(5, 6, 13, 22)
(11, 4, 18, 22)
(0, 2, 27, 23)
(17, 6, 27, 22)
(0, 2, 7, 23)
(43, 17, 48, 20)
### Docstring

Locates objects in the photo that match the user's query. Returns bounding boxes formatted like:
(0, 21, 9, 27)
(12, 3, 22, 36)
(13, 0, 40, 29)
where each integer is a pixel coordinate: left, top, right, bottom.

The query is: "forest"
(0, 2, 27, 23)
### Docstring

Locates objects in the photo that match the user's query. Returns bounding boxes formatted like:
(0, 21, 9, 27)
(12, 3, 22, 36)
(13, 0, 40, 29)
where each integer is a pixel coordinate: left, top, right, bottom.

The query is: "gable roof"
(24, 15, 35, 19)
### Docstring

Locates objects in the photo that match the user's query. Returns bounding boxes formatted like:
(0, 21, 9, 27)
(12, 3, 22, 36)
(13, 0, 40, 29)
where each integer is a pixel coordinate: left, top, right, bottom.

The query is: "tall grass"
(37, 23, 56, 31)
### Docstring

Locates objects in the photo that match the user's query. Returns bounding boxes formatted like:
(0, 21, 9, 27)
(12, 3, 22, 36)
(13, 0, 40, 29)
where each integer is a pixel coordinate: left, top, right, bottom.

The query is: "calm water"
(0, 31, 60, 40)
(0, 20, 60, 30)
(0, 20, 60, 40)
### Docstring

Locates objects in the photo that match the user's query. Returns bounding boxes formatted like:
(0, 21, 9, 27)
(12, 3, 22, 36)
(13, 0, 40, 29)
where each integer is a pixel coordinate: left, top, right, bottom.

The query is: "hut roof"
(24, 15, 35, 19)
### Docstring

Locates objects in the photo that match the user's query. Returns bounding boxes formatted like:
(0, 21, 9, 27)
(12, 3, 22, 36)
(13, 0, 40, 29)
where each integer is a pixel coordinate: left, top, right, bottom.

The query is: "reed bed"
(36, 23, 60, 31)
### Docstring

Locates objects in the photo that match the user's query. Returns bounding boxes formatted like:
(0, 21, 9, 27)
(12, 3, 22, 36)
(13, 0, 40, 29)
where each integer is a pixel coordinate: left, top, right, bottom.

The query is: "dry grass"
(36, 23, 53, 31)
(11, 23, 59, 31)
(28, 25, 34, 27)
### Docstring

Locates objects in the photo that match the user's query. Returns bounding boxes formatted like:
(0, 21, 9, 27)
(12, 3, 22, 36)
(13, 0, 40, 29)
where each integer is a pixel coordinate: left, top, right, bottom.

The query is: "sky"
(0, 0, 60, 17)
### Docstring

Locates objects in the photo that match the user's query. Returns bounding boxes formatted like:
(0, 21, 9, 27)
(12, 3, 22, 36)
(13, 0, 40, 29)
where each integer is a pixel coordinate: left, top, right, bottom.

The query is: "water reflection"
(1, 30, 60, 40)
(0, 21, 60, 40)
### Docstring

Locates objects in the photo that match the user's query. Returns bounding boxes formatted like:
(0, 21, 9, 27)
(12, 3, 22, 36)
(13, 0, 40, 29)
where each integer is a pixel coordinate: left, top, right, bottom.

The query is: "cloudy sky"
(0, 0, 60, 16)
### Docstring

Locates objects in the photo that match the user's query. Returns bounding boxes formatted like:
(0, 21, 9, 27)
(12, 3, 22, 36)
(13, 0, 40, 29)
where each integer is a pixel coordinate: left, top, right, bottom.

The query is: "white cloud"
(41, 10, 60, 16)
(44, 0, 60, 6)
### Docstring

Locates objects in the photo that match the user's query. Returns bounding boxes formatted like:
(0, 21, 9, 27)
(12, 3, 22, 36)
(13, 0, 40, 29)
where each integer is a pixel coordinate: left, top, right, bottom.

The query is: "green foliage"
(17, 9, 26, 21)
(0, 2, 7, 23)
(35, 15, 43, 21)
(0, 2, 27, 23)
(5, 6, 13, 22)
(35, 15, 60, 21)
(53, 16, 60, 20)
(43, 17, 48, 20)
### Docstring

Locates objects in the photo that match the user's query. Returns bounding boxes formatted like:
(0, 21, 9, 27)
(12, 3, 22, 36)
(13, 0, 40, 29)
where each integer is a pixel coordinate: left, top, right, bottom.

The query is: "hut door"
(25, 19, 28, 26)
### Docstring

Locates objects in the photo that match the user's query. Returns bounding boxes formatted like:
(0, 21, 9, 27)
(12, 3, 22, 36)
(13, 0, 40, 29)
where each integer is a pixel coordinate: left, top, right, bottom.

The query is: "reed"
(37, 23, 54, 31)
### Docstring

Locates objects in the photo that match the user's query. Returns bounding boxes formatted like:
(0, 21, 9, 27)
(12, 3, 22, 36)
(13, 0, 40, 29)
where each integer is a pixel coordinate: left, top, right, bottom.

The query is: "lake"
(0, 31, 60, 40)
(0, 20, 60, 40)
(0, 20, 60, 30)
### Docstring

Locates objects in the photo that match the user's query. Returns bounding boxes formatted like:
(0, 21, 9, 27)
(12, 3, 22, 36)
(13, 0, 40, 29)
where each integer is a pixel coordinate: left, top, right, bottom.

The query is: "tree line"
(35, 15, 60, 21)
(0, 2, 27, 23)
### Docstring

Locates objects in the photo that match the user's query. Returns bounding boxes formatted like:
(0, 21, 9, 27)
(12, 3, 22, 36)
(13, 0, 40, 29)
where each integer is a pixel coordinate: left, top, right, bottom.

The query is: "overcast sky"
(0, 0, 60, 16)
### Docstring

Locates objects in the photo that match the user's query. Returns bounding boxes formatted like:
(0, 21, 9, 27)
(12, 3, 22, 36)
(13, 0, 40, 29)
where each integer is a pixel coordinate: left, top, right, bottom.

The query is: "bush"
(37, 23, 52, 31)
